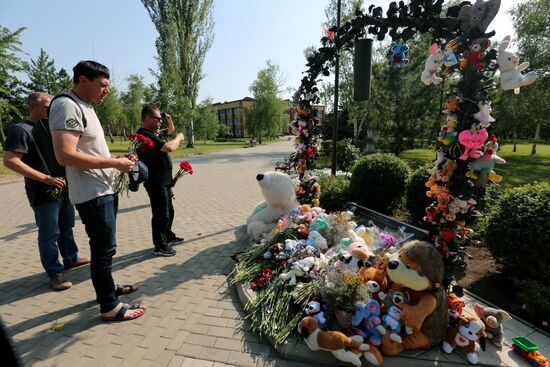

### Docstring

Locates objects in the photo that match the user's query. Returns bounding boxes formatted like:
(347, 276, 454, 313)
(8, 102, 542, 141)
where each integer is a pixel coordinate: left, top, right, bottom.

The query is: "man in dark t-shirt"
(3, 92, 90, 290)
(137, 104, 185, 256)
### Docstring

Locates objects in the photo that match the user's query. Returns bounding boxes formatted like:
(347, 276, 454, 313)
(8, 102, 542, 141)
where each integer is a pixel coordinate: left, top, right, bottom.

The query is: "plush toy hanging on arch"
(388, 43, 410, 67)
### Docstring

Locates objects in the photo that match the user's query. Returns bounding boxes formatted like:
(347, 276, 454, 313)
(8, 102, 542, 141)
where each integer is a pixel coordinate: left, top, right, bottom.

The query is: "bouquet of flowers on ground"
(113, 133, 154, 197)
(171, 161, 193, 187)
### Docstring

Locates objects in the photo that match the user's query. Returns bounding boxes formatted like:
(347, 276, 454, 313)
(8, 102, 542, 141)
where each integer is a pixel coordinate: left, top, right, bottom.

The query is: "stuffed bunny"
(498, 35, 538, 94)
(421, 43, 445, 86)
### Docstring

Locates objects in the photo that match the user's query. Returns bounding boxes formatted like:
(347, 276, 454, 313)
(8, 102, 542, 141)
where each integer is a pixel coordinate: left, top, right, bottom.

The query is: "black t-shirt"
(4, 120, 56, 207)
(136, 127, 173, 186)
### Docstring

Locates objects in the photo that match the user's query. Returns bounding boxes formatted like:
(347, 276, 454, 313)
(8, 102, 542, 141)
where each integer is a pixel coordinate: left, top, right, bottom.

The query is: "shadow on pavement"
(0, 204, 150, 243)
(5, 225, 258, 364)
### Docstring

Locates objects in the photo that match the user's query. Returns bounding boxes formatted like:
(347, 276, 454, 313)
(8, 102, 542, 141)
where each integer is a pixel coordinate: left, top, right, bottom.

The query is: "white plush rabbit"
(498, 35, 538, 94)
(421, 43, 445, 86)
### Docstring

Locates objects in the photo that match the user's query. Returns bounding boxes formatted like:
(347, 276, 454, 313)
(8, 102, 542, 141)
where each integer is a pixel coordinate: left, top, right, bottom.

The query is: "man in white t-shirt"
(50, 60, 145, 322)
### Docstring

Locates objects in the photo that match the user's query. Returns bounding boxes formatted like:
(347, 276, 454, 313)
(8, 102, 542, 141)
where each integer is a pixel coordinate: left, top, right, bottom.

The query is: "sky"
(0, 0, 526, 104)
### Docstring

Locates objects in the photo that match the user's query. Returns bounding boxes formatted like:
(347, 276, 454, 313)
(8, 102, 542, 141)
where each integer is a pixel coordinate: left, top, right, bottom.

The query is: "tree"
(510, 0, 550, 154)
(193, 97, 218, 142)
(246, 61, 287, 143)
(26, 48, 72, 95)
(0, 25, 27, 149)
(95, 86, 125, 143)
(121, 74, 147, 133)
(141, 0, 215, 148)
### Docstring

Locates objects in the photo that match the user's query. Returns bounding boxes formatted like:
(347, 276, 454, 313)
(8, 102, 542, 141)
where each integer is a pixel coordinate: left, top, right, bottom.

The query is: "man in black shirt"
(3, 92, 90, 290)
(137, 104, 185, 256)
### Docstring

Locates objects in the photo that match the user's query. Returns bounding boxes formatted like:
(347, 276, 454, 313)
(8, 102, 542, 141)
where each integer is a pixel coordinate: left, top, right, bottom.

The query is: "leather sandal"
(101, 303, 146, 322)
(115, 284, 139, 296)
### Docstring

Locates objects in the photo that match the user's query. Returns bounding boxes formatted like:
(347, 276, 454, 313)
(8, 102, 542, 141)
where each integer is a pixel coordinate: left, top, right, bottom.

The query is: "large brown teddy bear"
(380, 240, 448, 355)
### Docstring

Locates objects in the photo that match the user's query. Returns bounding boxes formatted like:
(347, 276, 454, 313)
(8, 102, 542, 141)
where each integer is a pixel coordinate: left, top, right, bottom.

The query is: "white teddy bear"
(247, 171, 299, 241)
(498, 35, 538, 94)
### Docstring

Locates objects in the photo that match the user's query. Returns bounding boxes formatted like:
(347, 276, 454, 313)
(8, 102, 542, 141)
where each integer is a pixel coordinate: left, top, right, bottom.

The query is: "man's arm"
(3, 151, 65, 188)
(164, 113, 175, 136)
(160, 133, 185, 153)
(52, 130, 134, 172)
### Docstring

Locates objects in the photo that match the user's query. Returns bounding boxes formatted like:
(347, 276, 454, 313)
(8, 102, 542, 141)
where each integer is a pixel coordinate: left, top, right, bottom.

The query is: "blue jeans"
(32, 198, 79, 277)
(75, 194, 119, 313)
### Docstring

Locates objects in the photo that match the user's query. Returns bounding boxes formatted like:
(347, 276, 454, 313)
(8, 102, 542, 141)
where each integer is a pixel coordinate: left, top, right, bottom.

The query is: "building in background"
(211, 97, 325, 138)
(211, 97, 254, 138)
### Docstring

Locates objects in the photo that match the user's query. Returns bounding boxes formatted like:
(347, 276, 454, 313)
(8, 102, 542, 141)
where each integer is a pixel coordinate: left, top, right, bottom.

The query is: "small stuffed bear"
(247, 171, 299, 241)
(442, 315, 487, 364)
(473, 303, 511, 348)
(498, 35, 538, 94)
(461, 38, 491, 70)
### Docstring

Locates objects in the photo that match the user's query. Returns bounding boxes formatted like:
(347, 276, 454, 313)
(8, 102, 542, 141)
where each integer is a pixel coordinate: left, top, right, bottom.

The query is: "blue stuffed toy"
(388, 43, 410, 67)
(352, 300, 386, 346)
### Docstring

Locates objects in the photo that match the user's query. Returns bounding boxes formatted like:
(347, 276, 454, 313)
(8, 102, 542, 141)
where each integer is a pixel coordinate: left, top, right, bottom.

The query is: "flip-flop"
(102, 303, 146, 322)
(115, 284, 139, 296)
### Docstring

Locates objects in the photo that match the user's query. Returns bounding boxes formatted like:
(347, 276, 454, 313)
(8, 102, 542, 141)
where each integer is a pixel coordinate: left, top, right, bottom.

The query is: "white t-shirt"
(49, 92, 115, 204)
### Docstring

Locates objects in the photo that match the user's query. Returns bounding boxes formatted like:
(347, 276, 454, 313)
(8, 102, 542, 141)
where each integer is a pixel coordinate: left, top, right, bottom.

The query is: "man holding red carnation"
(137, 105, 186, 257)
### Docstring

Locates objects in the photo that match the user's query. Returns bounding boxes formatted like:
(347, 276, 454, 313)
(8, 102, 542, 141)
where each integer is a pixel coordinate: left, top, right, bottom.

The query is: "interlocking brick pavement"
(1, 140, 548, 367)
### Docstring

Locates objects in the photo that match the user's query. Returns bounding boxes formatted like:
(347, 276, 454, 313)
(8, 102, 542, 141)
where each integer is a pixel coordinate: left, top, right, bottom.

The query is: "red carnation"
(172, 161, 194, 187)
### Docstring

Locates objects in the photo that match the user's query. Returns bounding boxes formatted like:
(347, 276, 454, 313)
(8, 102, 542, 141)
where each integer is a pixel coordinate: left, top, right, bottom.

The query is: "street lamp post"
(330, 0, 341, 177)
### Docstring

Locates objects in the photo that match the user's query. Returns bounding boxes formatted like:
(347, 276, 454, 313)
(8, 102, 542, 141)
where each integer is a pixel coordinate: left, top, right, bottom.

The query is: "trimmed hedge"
(349, 153, 410, 215)
(405, 162, 433, 227)
(485, 182, 550, 282)
(318, 174, 351, 213)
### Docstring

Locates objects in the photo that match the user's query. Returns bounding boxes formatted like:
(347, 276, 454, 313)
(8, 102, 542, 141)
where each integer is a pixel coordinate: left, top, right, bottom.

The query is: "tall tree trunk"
(0, 116, 5, 150)
(186, 119, 195, 148)
(531, 123, 540, 155)
(512, 126, 517, 153)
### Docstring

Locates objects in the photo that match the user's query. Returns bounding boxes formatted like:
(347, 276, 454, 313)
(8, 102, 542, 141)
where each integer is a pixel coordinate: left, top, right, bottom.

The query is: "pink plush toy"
(458, 130, 488, 160)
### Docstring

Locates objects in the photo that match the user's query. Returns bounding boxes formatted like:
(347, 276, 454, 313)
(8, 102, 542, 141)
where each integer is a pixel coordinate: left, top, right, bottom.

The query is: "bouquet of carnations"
(113, 133, 154, 197)
(171, 161, 193, 187)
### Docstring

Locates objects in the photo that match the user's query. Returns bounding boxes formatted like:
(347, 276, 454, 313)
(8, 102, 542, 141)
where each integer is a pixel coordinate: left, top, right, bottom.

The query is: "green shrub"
(468, 184, 502, 239)
(318, 173, 351, 212)
(512, 279, 550, 329)
(349, 153, 410, 215)
(405, 162, 432, 226)
(336, 138, 360, 172)
(485, 182, 550, 282)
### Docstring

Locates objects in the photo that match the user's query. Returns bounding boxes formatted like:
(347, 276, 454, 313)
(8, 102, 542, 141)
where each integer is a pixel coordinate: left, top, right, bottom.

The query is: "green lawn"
(0, 137, 285, 176)
(400, 142, 550, 189)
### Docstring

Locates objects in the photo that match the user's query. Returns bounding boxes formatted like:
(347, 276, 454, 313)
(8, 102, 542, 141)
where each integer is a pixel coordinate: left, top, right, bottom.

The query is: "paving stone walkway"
(0, 140, 548, 367)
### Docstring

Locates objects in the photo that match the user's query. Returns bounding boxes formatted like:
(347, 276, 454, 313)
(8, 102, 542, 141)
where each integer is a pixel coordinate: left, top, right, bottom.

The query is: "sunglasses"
(150, 115, 162, 121)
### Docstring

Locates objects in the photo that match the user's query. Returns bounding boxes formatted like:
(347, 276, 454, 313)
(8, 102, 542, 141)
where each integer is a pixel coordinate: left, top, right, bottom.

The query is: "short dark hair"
(141, 104, 160, 121)
(72, 60, 110, 84)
